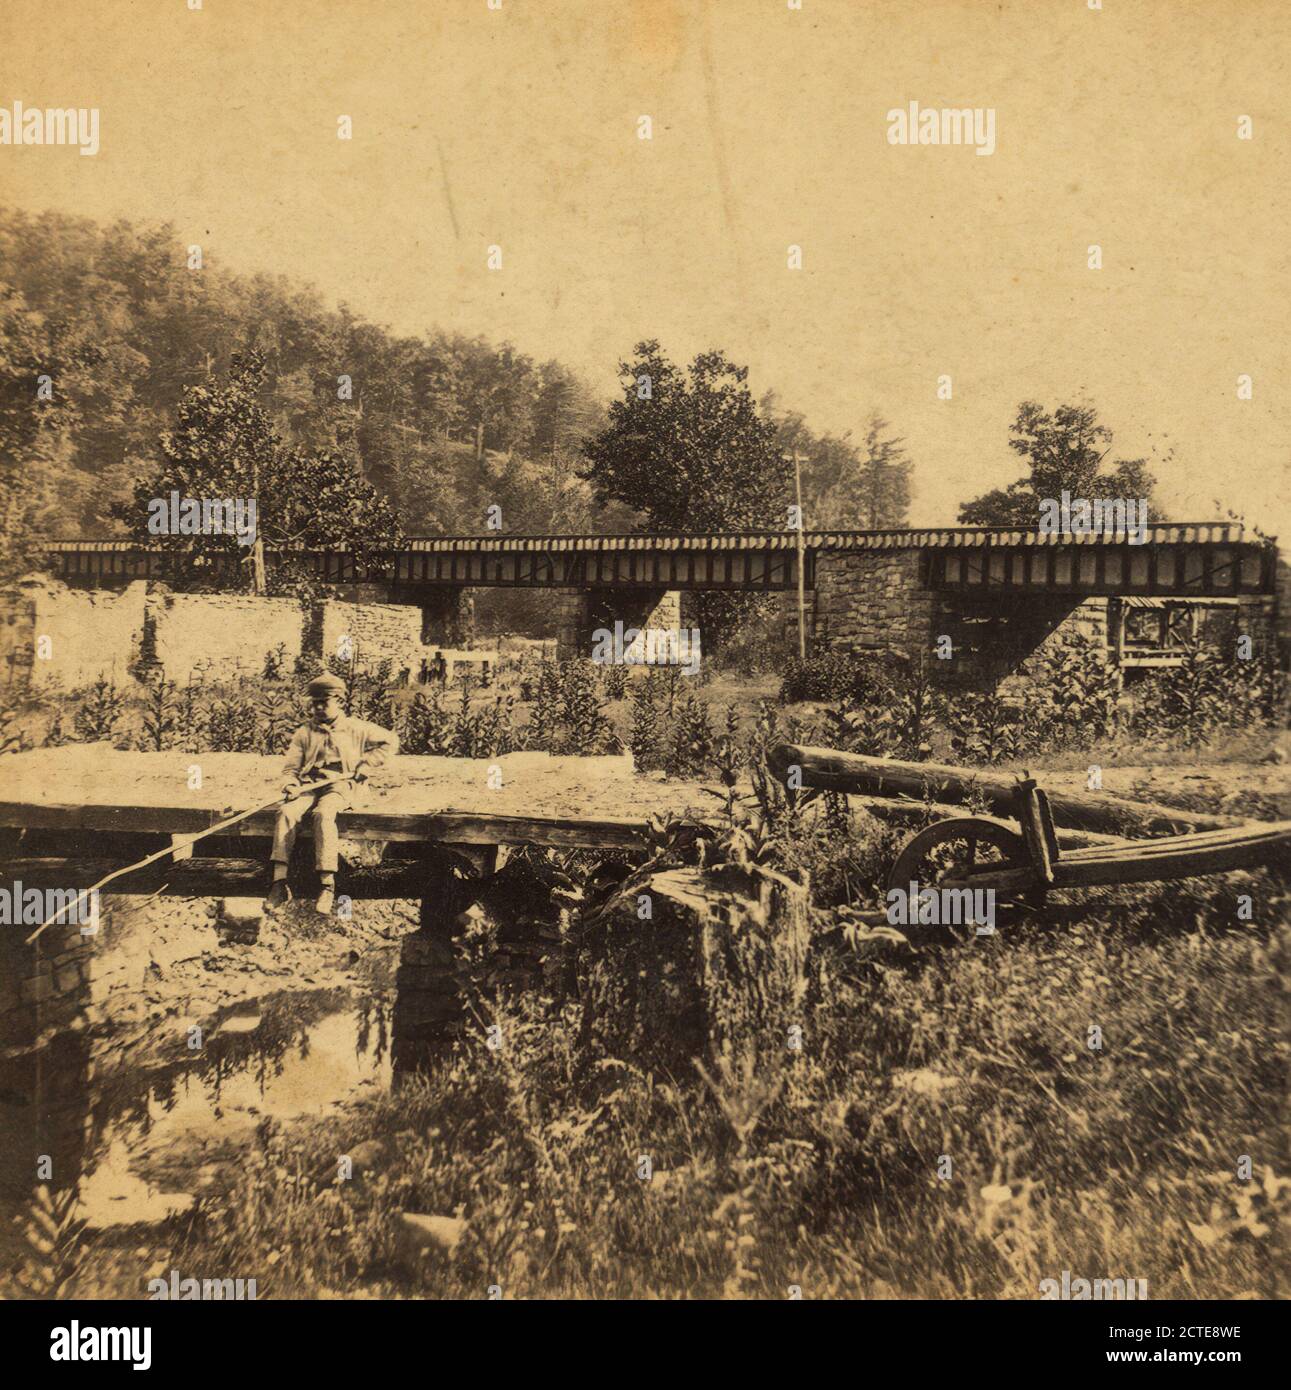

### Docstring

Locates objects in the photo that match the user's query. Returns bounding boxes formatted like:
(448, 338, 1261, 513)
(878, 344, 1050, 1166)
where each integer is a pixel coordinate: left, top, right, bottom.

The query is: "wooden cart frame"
(887, 777, 1291, 907)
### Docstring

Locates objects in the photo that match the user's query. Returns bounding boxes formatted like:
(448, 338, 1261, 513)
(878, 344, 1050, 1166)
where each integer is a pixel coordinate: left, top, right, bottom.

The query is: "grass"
(48, 802, 1291, 1301)
(3, 656, 1287, 1300)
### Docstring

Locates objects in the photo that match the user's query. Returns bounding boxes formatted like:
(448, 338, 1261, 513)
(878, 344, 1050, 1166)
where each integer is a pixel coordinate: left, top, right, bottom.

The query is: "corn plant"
(257, 680, 298, 755)
(137, 669, 179, 751)
(262, 642, 289, 680)
(72, 676, 124, 743)
(559, 661, 610, 755)
(1, 690, 29, 755)
(1042, 647, 1121, 746)
(600, 662, 629, 700)
(204, 693, 259, 751)
(665, 692, 715, 778)
(628, 669, 664, 771)
(12, 1185, 85, 1298)
(524, 661, 563, 751)
(945, 688, 1025, 765)
(402, 688, 451, 754)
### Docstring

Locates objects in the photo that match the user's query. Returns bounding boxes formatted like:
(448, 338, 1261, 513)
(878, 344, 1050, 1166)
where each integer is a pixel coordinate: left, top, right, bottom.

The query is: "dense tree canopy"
(958, 401, 1161, 527)
(1, 210, 917, 606)
(580, 341, 792, 532)
(761, 396, 913, 530)
(115, 349, 403, 594)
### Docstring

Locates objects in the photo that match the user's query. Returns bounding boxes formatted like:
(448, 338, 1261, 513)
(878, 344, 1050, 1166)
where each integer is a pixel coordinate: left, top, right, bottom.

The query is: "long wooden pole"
(24, 772, 354, 945)
(768, 744, 1243, 837)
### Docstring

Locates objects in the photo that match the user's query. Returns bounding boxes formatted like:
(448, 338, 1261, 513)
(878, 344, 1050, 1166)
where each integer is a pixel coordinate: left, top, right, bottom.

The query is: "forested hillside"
(0, 208, 913, 583)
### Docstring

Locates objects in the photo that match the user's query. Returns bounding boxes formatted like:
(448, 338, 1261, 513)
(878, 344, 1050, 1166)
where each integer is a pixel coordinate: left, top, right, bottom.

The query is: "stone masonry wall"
(0, 920, 93, 1194)
(555, 588, 683, 662)
(0, 575, 147, 690)
(932, 594, 1110, 698)
(813, 550, 936, 659)
(0, 575, 462, 688)
(320, 599, 424, 678)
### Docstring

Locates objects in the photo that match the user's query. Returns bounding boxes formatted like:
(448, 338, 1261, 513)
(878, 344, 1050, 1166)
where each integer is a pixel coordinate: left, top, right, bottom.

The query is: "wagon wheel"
(887, 817, 1045, 941)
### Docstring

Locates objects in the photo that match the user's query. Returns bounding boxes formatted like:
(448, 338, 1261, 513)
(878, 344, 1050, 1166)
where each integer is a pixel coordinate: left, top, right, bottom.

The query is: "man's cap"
(306, 673, 346, 697)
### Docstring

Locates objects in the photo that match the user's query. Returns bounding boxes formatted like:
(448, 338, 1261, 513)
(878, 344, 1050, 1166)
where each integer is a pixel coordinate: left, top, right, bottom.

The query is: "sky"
(1, 0, 1288, 539)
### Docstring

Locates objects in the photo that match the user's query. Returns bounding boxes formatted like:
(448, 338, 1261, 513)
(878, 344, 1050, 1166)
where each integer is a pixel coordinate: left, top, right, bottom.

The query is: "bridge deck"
(43, 524, 1275, 597)
(0, 748, 708, 851)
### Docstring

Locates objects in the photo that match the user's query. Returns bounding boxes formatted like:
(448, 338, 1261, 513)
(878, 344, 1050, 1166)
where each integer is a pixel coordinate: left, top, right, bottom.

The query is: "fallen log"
(845, 793, 1127, 850)
(768, 744, 1243, 838)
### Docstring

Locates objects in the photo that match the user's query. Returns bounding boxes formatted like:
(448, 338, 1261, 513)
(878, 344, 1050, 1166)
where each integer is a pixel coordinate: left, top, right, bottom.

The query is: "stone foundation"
(554, 588, 683, 662)
(0, 920, 94, 1194)
(813, 550, 937, 661)
(0, 576, 471, 689)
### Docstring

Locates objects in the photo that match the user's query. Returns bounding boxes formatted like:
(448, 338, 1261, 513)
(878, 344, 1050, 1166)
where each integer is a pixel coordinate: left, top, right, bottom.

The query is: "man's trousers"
(270, 784, 349, 873)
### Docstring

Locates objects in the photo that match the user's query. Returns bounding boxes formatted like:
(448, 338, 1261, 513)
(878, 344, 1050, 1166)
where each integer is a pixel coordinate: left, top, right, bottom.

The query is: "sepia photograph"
(0, 0, 1287, 1347)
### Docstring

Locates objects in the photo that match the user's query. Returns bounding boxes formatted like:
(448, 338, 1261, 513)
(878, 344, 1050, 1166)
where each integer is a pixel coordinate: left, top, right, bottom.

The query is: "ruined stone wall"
(0, 575, 462, 688)
(0, 576, 146, 691)
(150, 591, 306, 683)
(319, 599, 424, 677)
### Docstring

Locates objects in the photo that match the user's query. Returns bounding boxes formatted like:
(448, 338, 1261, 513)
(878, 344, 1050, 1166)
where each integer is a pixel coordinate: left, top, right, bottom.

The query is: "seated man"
(265, 673, 399, 915)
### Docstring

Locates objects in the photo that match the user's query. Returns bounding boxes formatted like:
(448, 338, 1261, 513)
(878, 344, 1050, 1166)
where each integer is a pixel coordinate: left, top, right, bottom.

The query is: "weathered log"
(0, 801, 650, 849)
(768, 744, 1243, 838)
(844, 793, 1126, 850)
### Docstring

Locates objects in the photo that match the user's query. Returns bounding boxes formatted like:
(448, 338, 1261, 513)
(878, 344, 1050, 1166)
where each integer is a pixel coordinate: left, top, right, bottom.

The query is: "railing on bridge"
(42, 524, 1275, 598)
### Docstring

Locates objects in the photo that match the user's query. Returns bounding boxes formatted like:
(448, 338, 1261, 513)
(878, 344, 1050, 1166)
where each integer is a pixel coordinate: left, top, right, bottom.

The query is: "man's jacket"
(283, 715, 399, 781)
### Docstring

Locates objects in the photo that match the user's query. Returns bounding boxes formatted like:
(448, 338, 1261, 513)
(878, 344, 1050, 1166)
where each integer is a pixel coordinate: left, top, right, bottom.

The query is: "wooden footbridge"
(0, 749, 680, 915)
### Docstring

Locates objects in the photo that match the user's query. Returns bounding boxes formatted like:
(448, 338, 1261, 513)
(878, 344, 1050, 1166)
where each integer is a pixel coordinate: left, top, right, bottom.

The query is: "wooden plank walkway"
(0, 748, 711, 852)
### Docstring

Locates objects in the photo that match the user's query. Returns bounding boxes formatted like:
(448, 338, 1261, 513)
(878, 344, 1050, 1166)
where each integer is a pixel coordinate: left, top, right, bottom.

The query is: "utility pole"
(793, 447, 807, 659)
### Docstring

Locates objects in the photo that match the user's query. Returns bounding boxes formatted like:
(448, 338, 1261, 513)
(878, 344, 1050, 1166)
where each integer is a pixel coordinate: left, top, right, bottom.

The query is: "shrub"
(72, 677, 125, 744)
(779, 650, 896, 706)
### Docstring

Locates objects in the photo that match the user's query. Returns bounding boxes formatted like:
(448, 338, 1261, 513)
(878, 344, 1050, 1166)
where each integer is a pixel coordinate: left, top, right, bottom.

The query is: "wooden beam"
(0, 802, 651, 849)
(845, 793, 1126, 850)
(768, 745, 1243, 837)
(0, 857, 442, 898)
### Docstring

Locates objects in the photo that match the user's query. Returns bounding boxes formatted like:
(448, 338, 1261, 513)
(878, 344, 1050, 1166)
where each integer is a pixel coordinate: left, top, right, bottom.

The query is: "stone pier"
(0, 920, 94, 1195)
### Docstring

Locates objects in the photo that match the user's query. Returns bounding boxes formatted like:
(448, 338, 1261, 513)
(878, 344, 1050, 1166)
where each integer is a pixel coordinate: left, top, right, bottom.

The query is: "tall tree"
(581, 341, 790, 532)
(761, 397, 913, 529)
(0, 285, 103, 580)
(959, 401, 1160, 526)
(117, 349, 402, 594)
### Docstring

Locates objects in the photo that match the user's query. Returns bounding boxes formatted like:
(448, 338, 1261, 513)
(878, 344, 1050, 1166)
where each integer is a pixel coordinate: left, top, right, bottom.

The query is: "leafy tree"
(0, 284, 103, 579)
(116, 349, 402, 594)
(581, 341, 790, 531)
(959, 401, 1160, 527)
(761, 397, 911, 530)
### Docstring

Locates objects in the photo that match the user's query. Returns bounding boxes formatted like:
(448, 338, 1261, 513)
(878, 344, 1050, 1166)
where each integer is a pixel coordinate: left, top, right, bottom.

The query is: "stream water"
(2, 950, 400, 1236)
